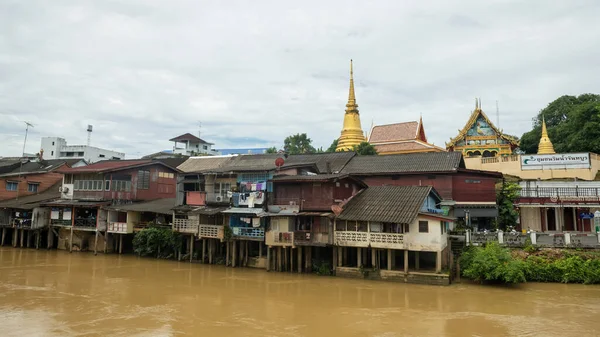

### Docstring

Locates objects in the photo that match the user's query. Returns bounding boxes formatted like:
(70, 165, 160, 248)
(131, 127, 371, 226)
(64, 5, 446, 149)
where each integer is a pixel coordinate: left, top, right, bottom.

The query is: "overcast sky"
(1, 0, 599, 158)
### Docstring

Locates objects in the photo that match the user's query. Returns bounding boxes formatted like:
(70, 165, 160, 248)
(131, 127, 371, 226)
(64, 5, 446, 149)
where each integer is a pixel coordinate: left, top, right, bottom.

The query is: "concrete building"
(169, 133, 221, 156)
(41, 137, 124, 164)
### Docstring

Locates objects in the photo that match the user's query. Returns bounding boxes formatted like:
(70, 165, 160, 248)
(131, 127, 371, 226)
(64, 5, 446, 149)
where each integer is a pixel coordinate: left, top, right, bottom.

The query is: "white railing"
(334, 231, 369, 247)
(172, 218, 199, 234)
(108, 222, 132, 234)
(369, 232, 405, 249)
(199, 224, 223, 239)
(335, 231, 406, 249)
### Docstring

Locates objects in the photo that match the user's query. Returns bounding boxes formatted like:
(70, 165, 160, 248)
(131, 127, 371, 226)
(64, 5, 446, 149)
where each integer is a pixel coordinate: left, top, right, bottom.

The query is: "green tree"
(496, 180, 520, 230)
(265, 147, 278, 154)
(352, 142, 378, 155)
(326, 139, 339, 152)
(283, 133, 316, 154)
(519, 94, 600, 154)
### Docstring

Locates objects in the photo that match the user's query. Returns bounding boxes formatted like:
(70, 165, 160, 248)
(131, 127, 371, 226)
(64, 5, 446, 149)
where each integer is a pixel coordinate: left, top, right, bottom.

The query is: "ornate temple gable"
(446, 99, 519, 157)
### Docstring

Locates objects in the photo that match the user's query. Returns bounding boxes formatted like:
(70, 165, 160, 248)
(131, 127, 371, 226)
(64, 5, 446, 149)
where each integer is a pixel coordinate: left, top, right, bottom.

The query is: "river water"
(1, 248, 599, 337)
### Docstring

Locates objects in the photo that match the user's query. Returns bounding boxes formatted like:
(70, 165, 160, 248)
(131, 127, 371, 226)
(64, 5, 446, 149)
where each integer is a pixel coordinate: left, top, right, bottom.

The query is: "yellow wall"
(464, 154, 600, 181)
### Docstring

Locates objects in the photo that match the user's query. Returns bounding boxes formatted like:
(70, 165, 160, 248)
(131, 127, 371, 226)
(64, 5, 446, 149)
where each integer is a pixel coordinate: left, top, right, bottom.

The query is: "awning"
(221, 207, 268, 217)
(454, 206, 498, 218)
(104, 198, 176, 215)
(190, 207, 228, 216)
(42, 199, 110, 208)
(298, 212, 334, 218)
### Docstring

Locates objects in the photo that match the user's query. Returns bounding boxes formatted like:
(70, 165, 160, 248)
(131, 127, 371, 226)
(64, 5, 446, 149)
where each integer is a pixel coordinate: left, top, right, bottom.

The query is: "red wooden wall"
(0, 172, 63, 201)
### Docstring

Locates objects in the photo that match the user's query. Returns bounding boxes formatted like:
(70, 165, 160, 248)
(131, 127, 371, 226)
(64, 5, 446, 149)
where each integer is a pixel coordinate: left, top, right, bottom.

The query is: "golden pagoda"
(336, 59, 366, 151)
(537, 116, 555, 154)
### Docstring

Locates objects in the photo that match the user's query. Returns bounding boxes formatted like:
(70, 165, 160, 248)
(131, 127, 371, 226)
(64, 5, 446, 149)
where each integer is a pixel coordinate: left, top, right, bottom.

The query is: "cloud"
(0, 0, 599, 157)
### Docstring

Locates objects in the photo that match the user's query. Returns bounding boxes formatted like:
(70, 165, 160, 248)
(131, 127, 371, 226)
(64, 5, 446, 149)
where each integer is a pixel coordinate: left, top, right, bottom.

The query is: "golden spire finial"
(537, 115, 555, 154)
(346, 59, 358, 114)
(475, 98, 479, 110)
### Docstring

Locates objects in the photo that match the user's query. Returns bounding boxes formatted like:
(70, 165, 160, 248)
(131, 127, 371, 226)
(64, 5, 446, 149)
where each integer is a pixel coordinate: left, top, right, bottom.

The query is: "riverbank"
(459, 243, 600, 284)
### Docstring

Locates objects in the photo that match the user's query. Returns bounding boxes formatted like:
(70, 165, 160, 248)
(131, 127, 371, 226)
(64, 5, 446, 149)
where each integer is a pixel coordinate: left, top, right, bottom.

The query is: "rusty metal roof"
(105, 198, 176, 215)
(337, 186, 433, 224)
(341, 152, 465, 175)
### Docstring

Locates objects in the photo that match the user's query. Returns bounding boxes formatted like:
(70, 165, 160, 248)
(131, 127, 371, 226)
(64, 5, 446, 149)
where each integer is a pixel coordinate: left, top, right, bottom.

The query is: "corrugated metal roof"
(42, 199, 110, 207)
(0, 182, 61, 210)
(340, 152, 465, 175)
(221, 207, 268, 216)
(59, 159, 178, 174)
(271, 173, 349, 182)
(337, 186, 433, 224)
(105, 198, 176, 215)
(208, 152, 355, 174)
(177, 156, 236, 173)
(0, 159, 69, 177)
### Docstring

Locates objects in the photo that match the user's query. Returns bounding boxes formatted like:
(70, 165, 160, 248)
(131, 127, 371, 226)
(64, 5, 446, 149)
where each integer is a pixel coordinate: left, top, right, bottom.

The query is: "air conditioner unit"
(60, 186, 69, 193)
(215, 196, 223, 202)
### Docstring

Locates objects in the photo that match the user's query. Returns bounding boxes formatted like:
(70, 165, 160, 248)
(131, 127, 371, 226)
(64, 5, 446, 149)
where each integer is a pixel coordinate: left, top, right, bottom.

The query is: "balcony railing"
(266, 231, 294, 246)
(173, 218, 199, 234)
(198, 224, 223, 239)
(232, 227, 264, 239)
(518, 187, 600, 198)
(467, 230, 600, 248)
(334, 231, 406, 249)
(74, 218, 96, 228)
(294, 230, 330, 246)
(108, 222, 132, 234)
(50, 219, 72, 226)
(10, 219, 33, 229)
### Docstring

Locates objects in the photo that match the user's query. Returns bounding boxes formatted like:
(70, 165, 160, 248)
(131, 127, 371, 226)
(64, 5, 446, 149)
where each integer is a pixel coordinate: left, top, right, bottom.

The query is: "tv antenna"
(22, 121, 34, 157)
(198, 121, 202, 139)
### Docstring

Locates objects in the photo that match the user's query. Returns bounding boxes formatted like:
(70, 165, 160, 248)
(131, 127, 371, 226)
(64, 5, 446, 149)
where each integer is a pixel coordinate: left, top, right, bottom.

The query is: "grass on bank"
(459, 242, 600, 284)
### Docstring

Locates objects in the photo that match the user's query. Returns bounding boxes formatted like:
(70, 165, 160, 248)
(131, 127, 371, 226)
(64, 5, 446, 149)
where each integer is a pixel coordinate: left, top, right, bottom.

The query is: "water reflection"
(1, 247, 599, 336)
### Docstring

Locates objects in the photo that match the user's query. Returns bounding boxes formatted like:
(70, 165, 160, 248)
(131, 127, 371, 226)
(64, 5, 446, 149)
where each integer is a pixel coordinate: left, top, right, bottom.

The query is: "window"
(99, 154, 105, 158)
(419, 221, 429, 233)
(203, 145, 208, 150)
(28, 183, 39, 193)
(112, 180, 131, 192)
(335, 182, 340, 187)
(77, 152, 84, 157)
(214, 182, 231, 197)
(137, 170, 150, 189)
(158, 172, 175, 179)
(51, 151, 54, 156)
(105, 180, 111, 191)
(6, 181, 18, 191)
(52, 141, 55, 146)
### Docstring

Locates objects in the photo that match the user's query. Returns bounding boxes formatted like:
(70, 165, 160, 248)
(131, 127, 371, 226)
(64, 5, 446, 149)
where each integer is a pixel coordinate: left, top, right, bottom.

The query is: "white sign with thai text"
(521, 153, 590, 170)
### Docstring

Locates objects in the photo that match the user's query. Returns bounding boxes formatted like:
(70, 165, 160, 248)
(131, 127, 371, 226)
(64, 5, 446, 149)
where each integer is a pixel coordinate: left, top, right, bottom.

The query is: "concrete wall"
(41, 137, 124, 163)
(407, 215, 447, 252)
(57, 228, 113, 252)
(520, 207, 542, 232)
(465, 154, 600, 181)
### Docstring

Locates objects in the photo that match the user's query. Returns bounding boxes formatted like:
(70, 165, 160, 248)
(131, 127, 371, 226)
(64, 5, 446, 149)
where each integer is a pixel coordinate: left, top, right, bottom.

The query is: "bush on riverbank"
(460, 243, 600, 284)
(133, 226, 182, 259)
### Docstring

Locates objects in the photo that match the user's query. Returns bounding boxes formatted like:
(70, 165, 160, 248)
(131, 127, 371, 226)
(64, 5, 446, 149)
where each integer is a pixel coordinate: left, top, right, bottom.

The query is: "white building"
(169, 133, 220, 156)
(40, 137, 125, 163)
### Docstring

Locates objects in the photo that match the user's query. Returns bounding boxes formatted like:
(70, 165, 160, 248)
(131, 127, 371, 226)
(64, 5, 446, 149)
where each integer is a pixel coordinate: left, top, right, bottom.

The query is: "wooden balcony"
(198, 224, 223, 240)
(334, 231, 406, 249)
(270, 198, 335, 211)
(50, 219, 72, 227)
(108, 222, 133, 234)
(266, 231, 294, 247)
(293, 230, 330, 246)
(232, 227, 264, 240)
(172, 218, 199, 234)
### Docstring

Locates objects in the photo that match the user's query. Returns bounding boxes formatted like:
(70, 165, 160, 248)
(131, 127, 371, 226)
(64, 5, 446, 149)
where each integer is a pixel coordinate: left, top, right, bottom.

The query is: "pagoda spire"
(537, 116, 555, 154)
(345, 59, 358, 114)
(336, 59, 366, 151)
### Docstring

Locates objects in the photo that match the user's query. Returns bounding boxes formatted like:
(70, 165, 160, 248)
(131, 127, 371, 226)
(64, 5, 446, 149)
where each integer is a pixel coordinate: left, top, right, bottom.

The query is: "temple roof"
(369, 121, 421, 143)
(446, 99, 519, 148)
(372, 141, 444, 153)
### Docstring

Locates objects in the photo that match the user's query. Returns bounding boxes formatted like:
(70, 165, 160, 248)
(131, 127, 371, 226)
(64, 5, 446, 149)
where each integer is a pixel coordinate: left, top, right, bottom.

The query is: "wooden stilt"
(47, 228, 52, 249)
(415, 251, 420, 271)
(189, 235, 194, 262)
(244, 241, 249, 267)
(69, 226, 74, 253)
(232, 241, 237, 267)
(259, 242, 263, 258)
(93, 231, 98, 255)
(119, 234, 123, 254)
(290, 247, 294, 272)
(104, 232, 108, 254)
(226, 241, 230, 266)
(277, 247, 282, 271)
(202, 239, 206, 263)
(209, 240, 214, 265)
(12, 228, 17, 247)
(1, 227, 5, 246)
(404, 250, 409, 273)
(297, 246, 302, 273)
(357, 247, 362, 267)
(26, 230, 30, 248)
(266, 246, 271, 271)
(332, 245, 338, 269)
(343, 246, 348, 266)
(305, 247, 310, 271)
(371, 248, 376, 268)
(21, 229, 25, 248)
(307, 246, 312, 271)
(387, 249, 392, 270)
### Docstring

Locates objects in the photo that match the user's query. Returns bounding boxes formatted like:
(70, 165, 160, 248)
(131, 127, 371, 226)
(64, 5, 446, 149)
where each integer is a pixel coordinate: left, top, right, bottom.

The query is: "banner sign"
(521, 153, 590, 170)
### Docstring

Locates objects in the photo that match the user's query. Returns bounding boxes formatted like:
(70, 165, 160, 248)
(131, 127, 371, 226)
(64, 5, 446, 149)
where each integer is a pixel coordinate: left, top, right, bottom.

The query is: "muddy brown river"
(1, 247, 599, 336)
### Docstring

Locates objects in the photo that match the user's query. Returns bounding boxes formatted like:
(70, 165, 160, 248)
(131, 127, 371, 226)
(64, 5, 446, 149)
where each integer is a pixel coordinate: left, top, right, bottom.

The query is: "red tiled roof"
(373, 141, 444, 153)
(58, 160, 153, 173)
(169, 133, 210, 144)
(369, 122, 419, 143)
